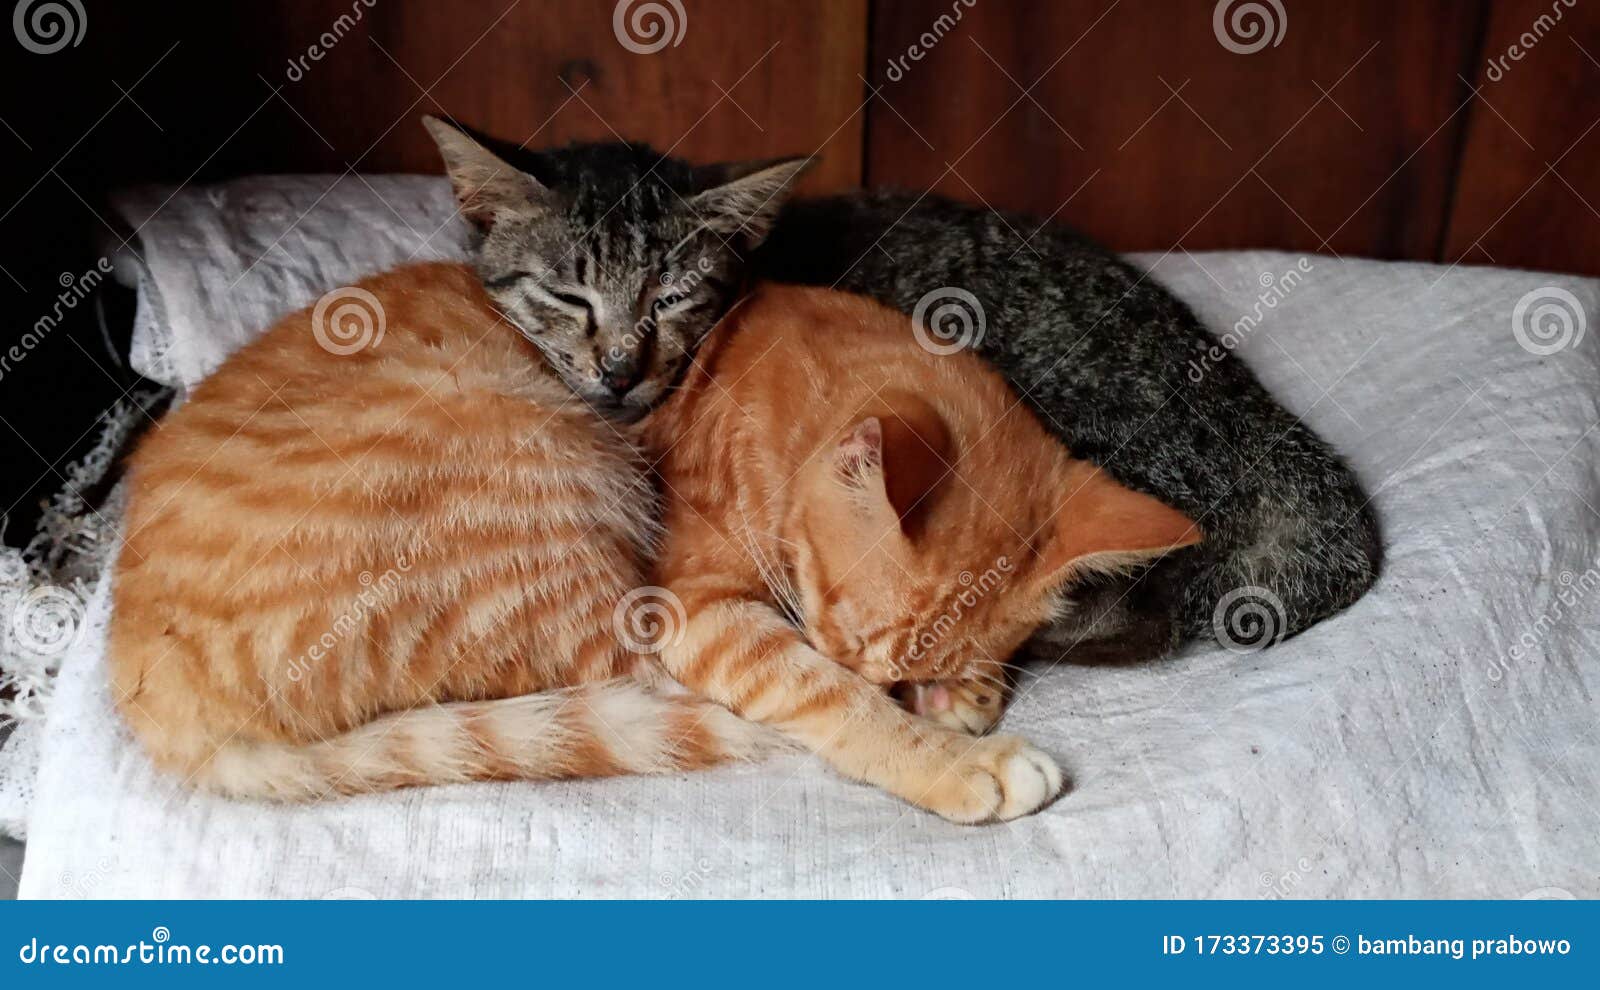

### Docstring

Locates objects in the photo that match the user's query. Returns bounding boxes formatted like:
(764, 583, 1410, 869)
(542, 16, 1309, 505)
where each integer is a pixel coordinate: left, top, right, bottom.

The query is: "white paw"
(990, 741, 1064, 820)
(918, 734, 1066, 824)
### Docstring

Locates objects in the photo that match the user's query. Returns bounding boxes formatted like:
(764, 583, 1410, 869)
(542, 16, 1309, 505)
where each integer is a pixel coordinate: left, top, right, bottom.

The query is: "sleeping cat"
(642, 284, 1200, 819)
(425, 118, 1381, 665)
(108, 259, 1186, 821)
(109, 262, 778, 800)
(758, 197, 1382, 660)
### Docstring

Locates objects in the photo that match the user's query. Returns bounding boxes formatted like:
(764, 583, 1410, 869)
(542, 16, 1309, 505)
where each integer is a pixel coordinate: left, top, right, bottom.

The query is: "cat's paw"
(899, 680, 1004, 735)
(915, 734, 1064, 824)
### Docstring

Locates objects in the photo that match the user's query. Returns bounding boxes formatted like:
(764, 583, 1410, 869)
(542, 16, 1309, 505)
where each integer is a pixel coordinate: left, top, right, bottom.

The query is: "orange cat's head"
(784, 392, 1201, 688)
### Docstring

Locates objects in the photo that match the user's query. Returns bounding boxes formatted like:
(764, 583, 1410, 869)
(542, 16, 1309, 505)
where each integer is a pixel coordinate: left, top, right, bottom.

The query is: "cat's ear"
(687, 156, 813, 246)
(828, 417, 902, 535)
(423, 116, 553, 231)
(1032, 462, 1201, 592)
(832, 402, 951, 535)
(833, 416, 889, 496)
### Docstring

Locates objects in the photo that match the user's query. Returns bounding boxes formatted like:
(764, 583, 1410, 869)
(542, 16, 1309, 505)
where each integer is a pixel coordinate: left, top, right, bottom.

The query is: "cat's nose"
(600, 357, 643, 398)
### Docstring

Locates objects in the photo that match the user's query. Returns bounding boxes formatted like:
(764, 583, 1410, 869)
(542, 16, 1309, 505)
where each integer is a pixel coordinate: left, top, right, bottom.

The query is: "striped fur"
(644, 286, 1201, 822)
(110, 263, 780, 800)
(111, 266, 1194, 822)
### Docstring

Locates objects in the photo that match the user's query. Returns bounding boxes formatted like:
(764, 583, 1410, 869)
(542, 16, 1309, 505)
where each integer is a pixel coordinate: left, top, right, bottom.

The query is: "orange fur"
(109, 263, 777, 800)
(643, 285, 1200, 820)
(110, 265, 1194, 822)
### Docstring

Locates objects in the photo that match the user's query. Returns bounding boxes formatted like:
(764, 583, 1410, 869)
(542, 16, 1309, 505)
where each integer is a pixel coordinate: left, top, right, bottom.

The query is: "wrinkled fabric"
(17, 177, 1598, 898)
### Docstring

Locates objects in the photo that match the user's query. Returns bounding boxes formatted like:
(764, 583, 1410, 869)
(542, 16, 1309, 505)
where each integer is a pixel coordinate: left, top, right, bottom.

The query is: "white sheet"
(17, 176, 1600, 898)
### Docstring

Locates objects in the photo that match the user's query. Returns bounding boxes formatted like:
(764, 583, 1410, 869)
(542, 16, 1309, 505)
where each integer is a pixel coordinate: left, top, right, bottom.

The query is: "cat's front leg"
(657, 586, 1062, 823)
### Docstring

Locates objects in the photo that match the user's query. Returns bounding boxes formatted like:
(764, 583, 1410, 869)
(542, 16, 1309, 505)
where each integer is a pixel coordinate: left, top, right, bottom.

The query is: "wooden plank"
(262, 0, 867, 192)
(1444, 0, 1600, 276)
(867, 0, 1484, 259)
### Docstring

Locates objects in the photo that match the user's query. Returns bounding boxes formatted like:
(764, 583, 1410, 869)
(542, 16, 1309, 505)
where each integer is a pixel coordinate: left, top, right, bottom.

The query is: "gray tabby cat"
(422, 117, 1380, 661)
(423, 117, 810, 423)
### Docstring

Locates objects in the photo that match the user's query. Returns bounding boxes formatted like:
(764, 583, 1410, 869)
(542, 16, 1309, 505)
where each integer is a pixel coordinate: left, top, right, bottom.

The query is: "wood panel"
(1444, 0, 1600, 276)
(867, 0, 1486, 260)
(0, 0, 870, 542)
(222, 0, 867, 191)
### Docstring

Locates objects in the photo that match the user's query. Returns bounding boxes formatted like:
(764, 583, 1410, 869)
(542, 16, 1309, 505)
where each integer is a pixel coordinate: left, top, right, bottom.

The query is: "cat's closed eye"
(483, 270, 535, 290)
(545, 289, 594, 313)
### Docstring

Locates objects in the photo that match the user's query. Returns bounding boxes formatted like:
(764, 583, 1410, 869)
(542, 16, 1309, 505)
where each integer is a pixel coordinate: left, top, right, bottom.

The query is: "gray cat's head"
(424, 116, 810, 421)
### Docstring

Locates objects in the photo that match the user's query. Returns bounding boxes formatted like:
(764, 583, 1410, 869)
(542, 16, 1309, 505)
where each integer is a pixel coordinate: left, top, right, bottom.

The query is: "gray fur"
(424, 116, 808, 422)
(756, 193, 1381, 658)
(426, 121, 1380, 658)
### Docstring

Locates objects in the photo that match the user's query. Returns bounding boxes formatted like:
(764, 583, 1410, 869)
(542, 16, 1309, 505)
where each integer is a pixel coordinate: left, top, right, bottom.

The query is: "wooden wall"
(14, 0, 1596, 270)
(3, 0, 1599, 538)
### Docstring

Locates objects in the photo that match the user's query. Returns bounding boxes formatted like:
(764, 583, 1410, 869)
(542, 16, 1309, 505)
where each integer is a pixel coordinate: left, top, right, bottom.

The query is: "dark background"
(3, 0, 1598, 547)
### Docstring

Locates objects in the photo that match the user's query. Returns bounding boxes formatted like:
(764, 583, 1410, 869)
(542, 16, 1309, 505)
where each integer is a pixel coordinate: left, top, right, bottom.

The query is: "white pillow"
(64, 176, 1600, 897)
(112, 174, 467, 391)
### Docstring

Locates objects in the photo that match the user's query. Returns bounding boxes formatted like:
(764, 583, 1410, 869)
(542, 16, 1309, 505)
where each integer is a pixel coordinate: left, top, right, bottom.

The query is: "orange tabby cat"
(642, 285, 1201, 822)
(110, 262, 778, 800)
(111, 263, 1194, 822)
